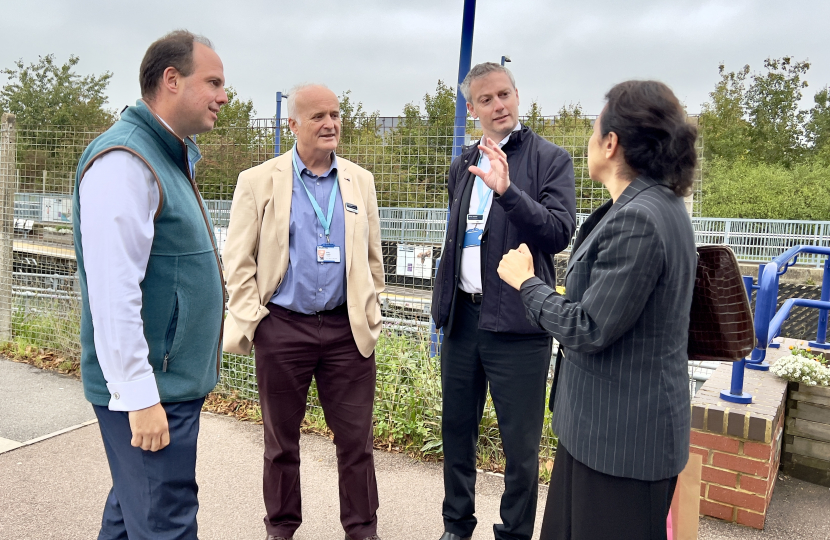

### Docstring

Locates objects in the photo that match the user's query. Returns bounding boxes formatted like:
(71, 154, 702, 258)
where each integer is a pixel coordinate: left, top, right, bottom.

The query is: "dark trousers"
(93, 397, 205, 540)
(254, 303, 379, 540)
(441, 293, 552, 540)
(541, 443, 678, 540)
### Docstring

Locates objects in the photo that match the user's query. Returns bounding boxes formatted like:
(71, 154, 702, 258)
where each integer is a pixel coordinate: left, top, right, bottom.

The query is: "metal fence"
(0, 112, 705, 467)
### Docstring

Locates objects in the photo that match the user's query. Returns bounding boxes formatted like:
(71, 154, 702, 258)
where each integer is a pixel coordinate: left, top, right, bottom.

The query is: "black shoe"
(438, 533, 471, 540)
(345, 535, 381, 540)
(266, 536, 293, 540)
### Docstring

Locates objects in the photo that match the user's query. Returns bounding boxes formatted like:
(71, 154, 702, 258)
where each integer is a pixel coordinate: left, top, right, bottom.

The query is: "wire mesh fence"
(2, 111, 707, 470)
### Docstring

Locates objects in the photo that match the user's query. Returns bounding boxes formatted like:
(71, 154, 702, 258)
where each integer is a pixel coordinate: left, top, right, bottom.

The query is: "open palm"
(468, 137, 510, 195)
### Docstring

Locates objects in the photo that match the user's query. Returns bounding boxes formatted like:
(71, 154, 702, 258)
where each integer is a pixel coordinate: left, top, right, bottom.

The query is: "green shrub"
(702, 157, 830, 220)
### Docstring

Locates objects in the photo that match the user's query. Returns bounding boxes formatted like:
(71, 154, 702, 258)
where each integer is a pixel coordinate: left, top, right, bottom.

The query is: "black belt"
(269, 302, 347, 317)
(458, 290, 483, 304)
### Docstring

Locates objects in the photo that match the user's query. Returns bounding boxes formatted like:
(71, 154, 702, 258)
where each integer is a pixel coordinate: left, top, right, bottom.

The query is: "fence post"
(0, 113, 16, 343)
(685, 115, 699, 216)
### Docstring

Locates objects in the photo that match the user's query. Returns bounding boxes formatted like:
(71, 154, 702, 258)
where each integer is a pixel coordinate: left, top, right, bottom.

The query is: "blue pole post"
(809, 256, 830, 349)
(275, 91, 283, 158)
(452, 0, 476, 162)
(720, 275, 755, 403)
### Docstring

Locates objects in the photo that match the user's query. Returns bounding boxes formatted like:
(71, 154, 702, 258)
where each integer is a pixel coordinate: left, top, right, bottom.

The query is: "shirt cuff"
(494, 182, 522, 211)
(106, 373, 161, 412)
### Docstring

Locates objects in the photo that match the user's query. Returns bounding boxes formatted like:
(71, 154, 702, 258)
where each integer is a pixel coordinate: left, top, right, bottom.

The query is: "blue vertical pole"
(809, 256, 830, 348)
(275, 91, 283, 158)
(720, 275, 754, 403)
(452, 0, 476, 162)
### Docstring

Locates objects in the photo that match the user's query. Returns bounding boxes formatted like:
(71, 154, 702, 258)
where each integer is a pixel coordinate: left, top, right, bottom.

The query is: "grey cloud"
(1, 0, 827, 118)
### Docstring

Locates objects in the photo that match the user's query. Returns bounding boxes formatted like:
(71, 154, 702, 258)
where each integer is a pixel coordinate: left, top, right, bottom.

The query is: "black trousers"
(540, 443, 678, 540)
(93, 398, 205, 540)
(441, 292, 552, 540)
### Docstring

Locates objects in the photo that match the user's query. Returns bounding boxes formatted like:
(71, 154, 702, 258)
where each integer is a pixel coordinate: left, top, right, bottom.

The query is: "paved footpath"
(1, 357, 829, 539)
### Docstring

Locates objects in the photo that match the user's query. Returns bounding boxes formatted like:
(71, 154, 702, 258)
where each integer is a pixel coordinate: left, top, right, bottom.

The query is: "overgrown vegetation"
(700, 57, 830, 219)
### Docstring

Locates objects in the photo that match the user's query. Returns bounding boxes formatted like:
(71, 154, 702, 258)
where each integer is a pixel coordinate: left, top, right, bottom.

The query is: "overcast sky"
(2, 0, 828, 118)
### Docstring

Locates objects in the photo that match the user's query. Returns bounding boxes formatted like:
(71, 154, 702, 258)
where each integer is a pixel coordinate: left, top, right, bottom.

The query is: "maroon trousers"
(253, 303, 379, 539)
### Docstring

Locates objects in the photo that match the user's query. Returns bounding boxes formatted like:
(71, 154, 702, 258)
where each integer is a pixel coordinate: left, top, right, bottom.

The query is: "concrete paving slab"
(2, 355, 829, 539)
(0, 359, 95, 443)
(698, 474, 830, 540)
(0, 413, 547, 540)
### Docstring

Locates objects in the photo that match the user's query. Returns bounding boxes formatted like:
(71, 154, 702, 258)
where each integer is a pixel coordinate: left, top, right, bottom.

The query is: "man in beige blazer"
(222, 84, 385, 540)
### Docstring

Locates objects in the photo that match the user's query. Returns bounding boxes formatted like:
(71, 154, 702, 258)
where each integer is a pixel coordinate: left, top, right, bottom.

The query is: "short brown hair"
(600, 80, 698, 197)
(139, 30, 214, 100)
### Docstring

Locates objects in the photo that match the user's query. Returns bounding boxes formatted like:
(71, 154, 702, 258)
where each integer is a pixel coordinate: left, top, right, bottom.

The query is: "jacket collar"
(120, 100, 201, 179)
(566, 176, 662, 275)
(459, 124, 533, 159)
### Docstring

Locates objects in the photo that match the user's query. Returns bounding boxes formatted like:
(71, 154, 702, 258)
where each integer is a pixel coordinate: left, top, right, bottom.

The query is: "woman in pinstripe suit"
(495, 80, 698, 540)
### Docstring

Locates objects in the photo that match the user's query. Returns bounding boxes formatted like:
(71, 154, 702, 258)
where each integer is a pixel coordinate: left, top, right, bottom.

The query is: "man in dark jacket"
(431, 62, 576, 540)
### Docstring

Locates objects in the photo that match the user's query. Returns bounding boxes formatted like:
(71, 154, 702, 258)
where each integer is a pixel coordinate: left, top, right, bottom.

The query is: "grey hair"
(287, 83, 333, 124)
(459, 62, 516, 103)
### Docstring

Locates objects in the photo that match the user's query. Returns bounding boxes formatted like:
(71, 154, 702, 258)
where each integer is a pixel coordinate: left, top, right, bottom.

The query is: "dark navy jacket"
(431, 125, 576, 335)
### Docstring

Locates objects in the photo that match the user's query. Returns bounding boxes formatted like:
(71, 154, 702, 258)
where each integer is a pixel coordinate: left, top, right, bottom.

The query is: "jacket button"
(449, 239, 453, 243)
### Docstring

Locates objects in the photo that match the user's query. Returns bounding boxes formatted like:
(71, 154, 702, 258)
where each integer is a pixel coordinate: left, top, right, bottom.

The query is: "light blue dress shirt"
(269, 151, 347, 313)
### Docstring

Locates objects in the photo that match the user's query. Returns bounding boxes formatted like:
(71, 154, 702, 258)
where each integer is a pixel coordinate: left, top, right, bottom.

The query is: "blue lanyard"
(292, 145, 339, 242)
(473, 153, 493, 216)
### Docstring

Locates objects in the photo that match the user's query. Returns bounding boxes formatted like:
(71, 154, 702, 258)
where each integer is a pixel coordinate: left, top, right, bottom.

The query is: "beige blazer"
(222, 151, 385, 358)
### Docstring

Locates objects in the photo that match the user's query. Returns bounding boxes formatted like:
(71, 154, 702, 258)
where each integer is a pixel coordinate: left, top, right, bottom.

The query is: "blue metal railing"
(721, 245, 830, 404)
(753, 245, 830, 357)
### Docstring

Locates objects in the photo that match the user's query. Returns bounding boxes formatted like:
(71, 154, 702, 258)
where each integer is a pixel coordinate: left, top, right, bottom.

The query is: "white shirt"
(459, 123, 521, 294)
(80, 151, 160, 411)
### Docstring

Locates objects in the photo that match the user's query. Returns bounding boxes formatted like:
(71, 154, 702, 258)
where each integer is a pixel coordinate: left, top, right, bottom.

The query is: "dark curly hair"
(600, 80, 697, 197)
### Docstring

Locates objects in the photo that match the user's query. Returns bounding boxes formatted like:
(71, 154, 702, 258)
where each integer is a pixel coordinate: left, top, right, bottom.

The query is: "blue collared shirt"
(269, 151, 346, 313)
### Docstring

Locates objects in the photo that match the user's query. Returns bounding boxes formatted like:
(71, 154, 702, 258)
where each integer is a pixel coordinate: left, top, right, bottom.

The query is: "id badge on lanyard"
(317, 243, 341, 263)
(463, 157, 493, 249)
(293, 144, 342, 263)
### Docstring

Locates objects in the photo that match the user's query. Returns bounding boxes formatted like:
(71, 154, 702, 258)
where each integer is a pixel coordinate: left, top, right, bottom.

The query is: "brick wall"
(690, 342, 791, 529)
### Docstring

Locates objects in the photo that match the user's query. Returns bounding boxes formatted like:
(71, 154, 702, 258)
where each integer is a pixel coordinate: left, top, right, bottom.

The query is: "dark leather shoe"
(438, 533, 471, 540)
(266, 535, 293, 540)
(344, 535, 381, 540)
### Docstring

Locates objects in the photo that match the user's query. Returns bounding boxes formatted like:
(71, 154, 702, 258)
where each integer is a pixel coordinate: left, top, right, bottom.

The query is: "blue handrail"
(722, 245, 830, 404)
(751, 245, 830, 364)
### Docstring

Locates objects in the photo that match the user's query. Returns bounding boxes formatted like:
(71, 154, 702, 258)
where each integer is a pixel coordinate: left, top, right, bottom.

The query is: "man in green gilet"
(72, 30, 227, 539)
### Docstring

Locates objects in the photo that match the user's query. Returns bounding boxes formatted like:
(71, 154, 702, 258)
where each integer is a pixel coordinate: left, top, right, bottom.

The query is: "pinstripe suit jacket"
(520, 176, 696, 481)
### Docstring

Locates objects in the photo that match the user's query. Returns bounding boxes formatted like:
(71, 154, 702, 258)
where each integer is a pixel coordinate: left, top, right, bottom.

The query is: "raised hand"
(468, 137, 510, 195)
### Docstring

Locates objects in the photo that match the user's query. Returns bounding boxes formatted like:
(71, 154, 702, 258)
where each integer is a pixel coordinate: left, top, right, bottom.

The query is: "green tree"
(1, 54, 114, 193)
(523, 100, 547, 133)
(0, 54, 114, 126)
(378, 80, 458, 207)
(744, 56, 810, 166)
(197, 87, 268, 200)
(806, 86, 830, 164)
(700, 64, 751, 162)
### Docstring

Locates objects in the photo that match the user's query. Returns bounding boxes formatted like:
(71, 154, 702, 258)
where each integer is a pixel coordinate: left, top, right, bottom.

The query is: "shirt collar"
(479, 122, 522, 148)
(295, 149, 338, 179)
